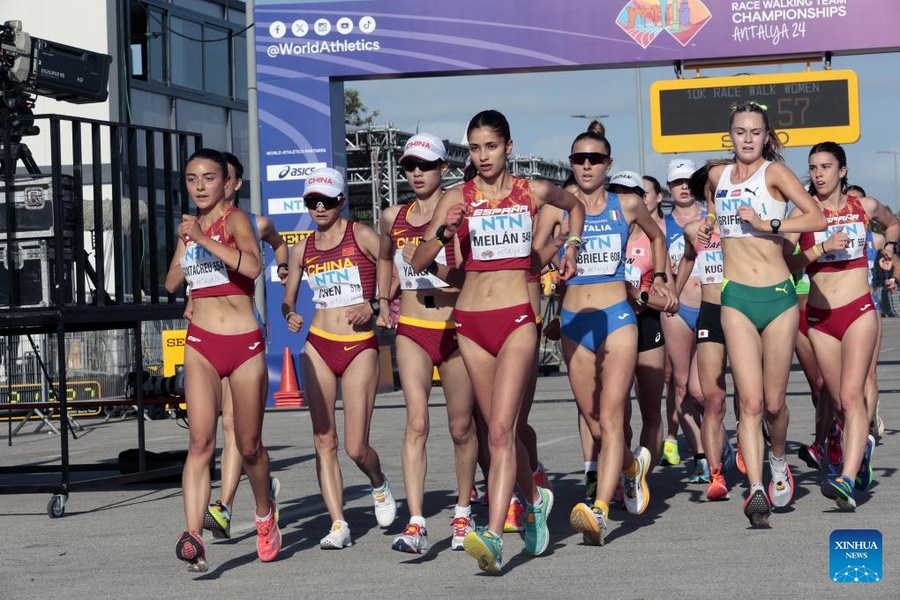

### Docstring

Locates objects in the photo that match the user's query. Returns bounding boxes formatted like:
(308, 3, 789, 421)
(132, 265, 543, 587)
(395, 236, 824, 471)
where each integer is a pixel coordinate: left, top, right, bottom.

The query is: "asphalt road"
(2, 319, 899, 599)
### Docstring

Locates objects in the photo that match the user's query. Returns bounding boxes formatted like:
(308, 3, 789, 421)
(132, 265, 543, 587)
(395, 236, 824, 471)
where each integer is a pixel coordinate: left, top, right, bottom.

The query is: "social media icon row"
(268, 16, 376, 39)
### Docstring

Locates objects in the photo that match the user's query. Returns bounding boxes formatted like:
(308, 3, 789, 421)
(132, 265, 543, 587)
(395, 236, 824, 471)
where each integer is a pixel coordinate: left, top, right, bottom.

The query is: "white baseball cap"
(666, 158, 696, 183)
(400, 133, 448, 163)
(303, 167, 345, 198)
(607, 170, 645, 195)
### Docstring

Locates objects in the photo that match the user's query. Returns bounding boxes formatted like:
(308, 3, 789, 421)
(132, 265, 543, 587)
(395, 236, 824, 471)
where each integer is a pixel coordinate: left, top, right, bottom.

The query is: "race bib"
(395, 247, 448, 290)
(814, 221, 866, 263)
(469, 209, 532, 261)
(307, 264, 364, 308)
(181, 239, 230, 290)
(576, 234, 622, 276)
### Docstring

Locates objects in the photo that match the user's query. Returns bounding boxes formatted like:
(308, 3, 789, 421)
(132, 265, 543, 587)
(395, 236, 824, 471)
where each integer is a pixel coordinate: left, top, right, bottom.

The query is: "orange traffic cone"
(273, 347, 304, 408)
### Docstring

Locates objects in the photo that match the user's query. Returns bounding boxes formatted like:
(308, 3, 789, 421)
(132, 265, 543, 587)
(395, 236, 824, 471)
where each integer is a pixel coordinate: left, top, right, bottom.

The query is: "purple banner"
(255, 0, 898, 404)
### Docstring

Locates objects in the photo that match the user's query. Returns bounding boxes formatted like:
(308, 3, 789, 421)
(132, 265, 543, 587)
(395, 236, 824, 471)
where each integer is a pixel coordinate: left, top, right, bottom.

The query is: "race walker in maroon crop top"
(303, 220, 377, 308)
(799, 194, 869, 274)
(391, 201, 456, 290)
(180, 206, 255, 298)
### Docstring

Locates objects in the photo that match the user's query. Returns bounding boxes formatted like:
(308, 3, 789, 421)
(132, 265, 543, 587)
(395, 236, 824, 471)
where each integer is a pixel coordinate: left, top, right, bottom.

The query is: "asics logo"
(514, 314, 529, 323)
(774, 286, 788, 294)
(860, 303, 871, 311)
(343, 344, 360, 352)
(248, 341, 261, 350)
(654, 333, 661, 343)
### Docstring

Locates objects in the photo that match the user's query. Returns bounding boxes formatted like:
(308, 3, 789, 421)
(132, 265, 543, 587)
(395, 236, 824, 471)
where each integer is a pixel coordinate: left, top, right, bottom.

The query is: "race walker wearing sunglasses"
(569, 152, 611, 166)
(304, 195, 341, 211)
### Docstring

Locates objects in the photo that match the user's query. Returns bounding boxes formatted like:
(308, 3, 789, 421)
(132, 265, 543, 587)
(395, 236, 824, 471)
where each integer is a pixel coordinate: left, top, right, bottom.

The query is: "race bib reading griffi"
(469, 207, 532, 261)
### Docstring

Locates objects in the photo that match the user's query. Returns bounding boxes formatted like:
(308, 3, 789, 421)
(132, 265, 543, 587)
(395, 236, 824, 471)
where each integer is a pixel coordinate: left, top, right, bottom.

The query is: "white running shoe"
(391, 522, 429, 554)
(623, 446, 651, 515)
(450, 515, 475, 551)
(320, 521, 352, 549)
(372, 474, 397, 528)
(768, 452, 795, 508)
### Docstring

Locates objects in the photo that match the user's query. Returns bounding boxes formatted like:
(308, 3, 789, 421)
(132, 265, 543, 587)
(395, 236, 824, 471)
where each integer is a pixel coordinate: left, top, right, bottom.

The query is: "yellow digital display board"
(650, 70, 860, 153)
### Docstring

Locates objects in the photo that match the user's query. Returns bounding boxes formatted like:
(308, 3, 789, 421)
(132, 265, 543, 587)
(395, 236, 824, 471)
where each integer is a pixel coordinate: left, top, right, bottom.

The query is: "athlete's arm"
(257, 215, 289, 283)
(281, 241, 306, 333)
(531, 180, 584, 281)
(376, 206, 400, 328)
(410, 187, 462, 274)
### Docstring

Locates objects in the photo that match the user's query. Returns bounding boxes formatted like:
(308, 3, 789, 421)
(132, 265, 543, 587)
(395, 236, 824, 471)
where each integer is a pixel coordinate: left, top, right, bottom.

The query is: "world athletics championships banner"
(254, 0, 897, 404)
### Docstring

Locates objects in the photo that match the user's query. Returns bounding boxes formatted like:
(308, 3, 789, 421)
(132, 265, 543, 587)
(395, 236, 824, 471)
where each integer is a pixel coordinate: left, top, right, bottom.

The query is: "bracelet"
(812, 243, 824, 258)
(233, 250, 242, 272)
(284, 311, 297, 321)
(377, 296, 391, 303)
(277, 262, 289, 271)
(564, 234, 583, 248)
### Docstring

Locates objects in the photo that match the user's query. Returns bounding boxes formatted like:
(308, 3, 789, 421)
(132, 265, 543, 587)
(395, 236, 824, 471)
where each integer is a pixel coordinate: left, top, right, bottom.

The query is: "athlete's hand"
(697, 216, 714, 245)
(823, 226, 848, 253)
(345, 302, 374, 326)
(376, 309, 394, 329)
(401, 240, 418, 265)
(178, 214, 204, 244)
(285, 311, 303, 333)
(881, 242, 896, 262)
(737, 206, 761, 229)
(879, 254, 894, 272)
(650, 279, 679, 313)
(557, 245, 578, 281)
(887, 276, 898, 293)
(444, 203, 467, 235)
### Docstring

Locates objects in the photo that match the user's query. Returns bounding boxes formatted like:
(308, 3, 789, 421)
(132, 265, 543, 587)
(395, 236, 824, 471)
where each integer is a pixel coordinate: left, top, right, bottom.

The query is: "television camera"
(0, 19, 112, 141)
(125, 366, 186, 400)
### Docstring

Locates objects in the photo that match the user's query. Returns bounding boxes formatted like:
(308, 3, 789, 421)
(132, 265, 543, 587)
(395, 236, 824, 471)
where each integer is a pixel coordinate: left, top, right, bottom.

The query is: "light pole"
(878, 150, 900, 213)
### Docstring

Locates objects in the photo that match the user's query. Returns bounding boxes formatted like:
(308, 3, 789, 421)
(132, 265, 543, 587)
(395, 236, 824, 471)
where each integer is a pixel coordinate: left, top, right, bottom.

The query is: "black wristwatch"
(636, 290, 650, 306)
(368, 298, 380, 317)
(770, 218, 782, 234)
(653, 272, 668, 283)
(435, 224, 454, 245)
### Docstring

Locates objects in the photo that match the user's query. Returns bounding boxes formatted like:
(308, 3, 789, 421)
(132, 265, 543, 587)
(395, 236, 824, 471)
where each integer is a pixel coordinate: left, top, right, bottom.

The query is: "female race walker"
(784, 141, 899, 510)
(204, 151, 288, 540)
(534, 133, 675, 546)
(698, 101, 826, 528)
(165, 148, 280, 571)
(411, 109, 584, 574)
(282, 167, 397, 549)
(376, 133, 478, 554)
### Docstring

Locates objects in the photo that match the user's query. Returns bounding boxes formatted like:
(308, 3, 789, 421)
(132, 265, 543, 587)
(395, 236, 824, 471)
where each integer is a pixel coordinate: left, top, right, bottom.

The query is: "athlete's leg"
(229, 352, 272, 517)
(662, 315, 704, 460)
(696, 341, 727, 471)
(340, 348, 385, 486)
(439, 350, 478, 509)
(634, 345, 666, 468)
(218, 378, 242, 510)
(395, 335, 434, 520)
(759, 308, 800, 463)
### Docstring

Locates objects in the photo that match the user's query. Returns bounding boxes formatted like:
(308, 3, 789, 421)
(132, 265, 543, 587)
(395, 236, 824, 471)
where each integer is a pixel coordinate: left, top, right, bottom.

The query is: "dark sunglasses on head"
(304, 195, 341, 211)
(400, 158, 442, 172)
(569, 152, 611, 166)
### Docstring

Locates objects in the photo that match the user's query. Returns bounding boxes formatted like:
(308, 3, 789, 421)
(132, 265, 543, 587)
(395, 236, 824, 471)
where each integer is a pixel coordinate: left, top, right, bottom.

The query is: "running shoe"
(534, 461, 554, 494)
(743, 487, 772, 528)
(798, 443, 825, 471)
(269, 476, 281, 525)
(524, 486, 554, 556)
(855, 434, 875, 491)
(826, 421, 843, 467)
(736, 443, 746, 475)
(722, 436, 736, 473)
(451, 515, 475, 551)
(689, 458, 711, 484)
(175, 530, 208, 572)
(584, 470, 598, 501)
(320, 520, 353, 549)
(504, 497, 525, 533)
(767, 453, 794, 508)
(569, 502, 608, 546)
(204, 500, 232, 539)
(661, 438, 681, 466)
(870, 416, 885, 441)
(256, 499, 282, 562)
(822, 474, 857, 511)
(391, 522, 429, 554)
(623, 446, 651, 515)
(463, 527, 502, 574)
(371, 474, 397, 528)
(706, 465, 730, 501)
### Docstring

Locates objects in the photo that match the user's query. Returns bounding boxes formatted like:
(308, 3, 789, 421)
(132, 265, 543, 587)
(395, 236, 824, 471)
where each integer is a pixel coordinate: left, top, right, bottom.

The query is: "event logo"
(830, 529, 882, 583)
(616, 0, 711, 48)
(266, 162, 326, 181)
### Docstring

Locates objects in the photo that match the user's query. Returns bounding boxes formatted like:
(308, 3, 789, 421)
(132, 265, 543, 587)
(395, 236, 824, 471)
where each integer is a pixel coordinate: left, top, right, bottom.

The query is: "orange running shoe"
(503, 497, 525, 533)
(706, 465, 730, 501)
(256, 500, 282, 562)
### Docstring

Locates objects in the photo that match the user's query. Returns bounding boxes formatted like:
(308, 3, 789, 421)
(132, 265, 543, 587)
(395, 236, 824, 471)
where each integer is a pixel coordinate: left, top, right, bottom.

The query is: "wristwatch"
(368, 298, 380, 317)
(636, 290, 650, 306)
(770, 218, 782, 234)
(653, 272, 668, 283)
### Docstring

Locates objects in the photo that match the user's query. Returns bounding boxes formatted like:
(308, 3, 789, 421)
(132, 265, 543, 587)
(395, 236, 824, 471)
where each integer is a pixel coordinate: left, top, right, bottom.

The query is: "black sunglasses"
(304, 195, 341, 211)
(569, 152, 611, 166)
(400, 159, 442, 172)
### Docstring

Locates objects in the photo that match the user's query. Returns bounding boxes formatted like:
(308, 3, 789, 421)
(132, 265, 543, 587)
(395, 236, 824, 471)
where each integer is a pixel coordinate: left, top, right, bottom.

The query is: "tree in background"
(345, 88, 379, 127)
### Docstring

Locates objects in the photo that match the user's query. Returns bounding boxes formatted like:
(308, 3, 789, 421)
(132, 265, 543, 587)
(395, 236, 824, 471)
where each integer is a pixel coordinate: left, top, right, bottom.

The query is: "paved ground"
(2, 319, 899, 599)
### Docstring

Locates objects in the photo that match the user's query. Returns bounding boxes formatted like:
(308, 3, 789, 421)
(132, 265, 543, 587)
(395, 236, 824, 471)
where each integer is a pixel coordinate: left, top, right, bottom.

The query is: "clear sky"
(354, 51, 900, 210)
